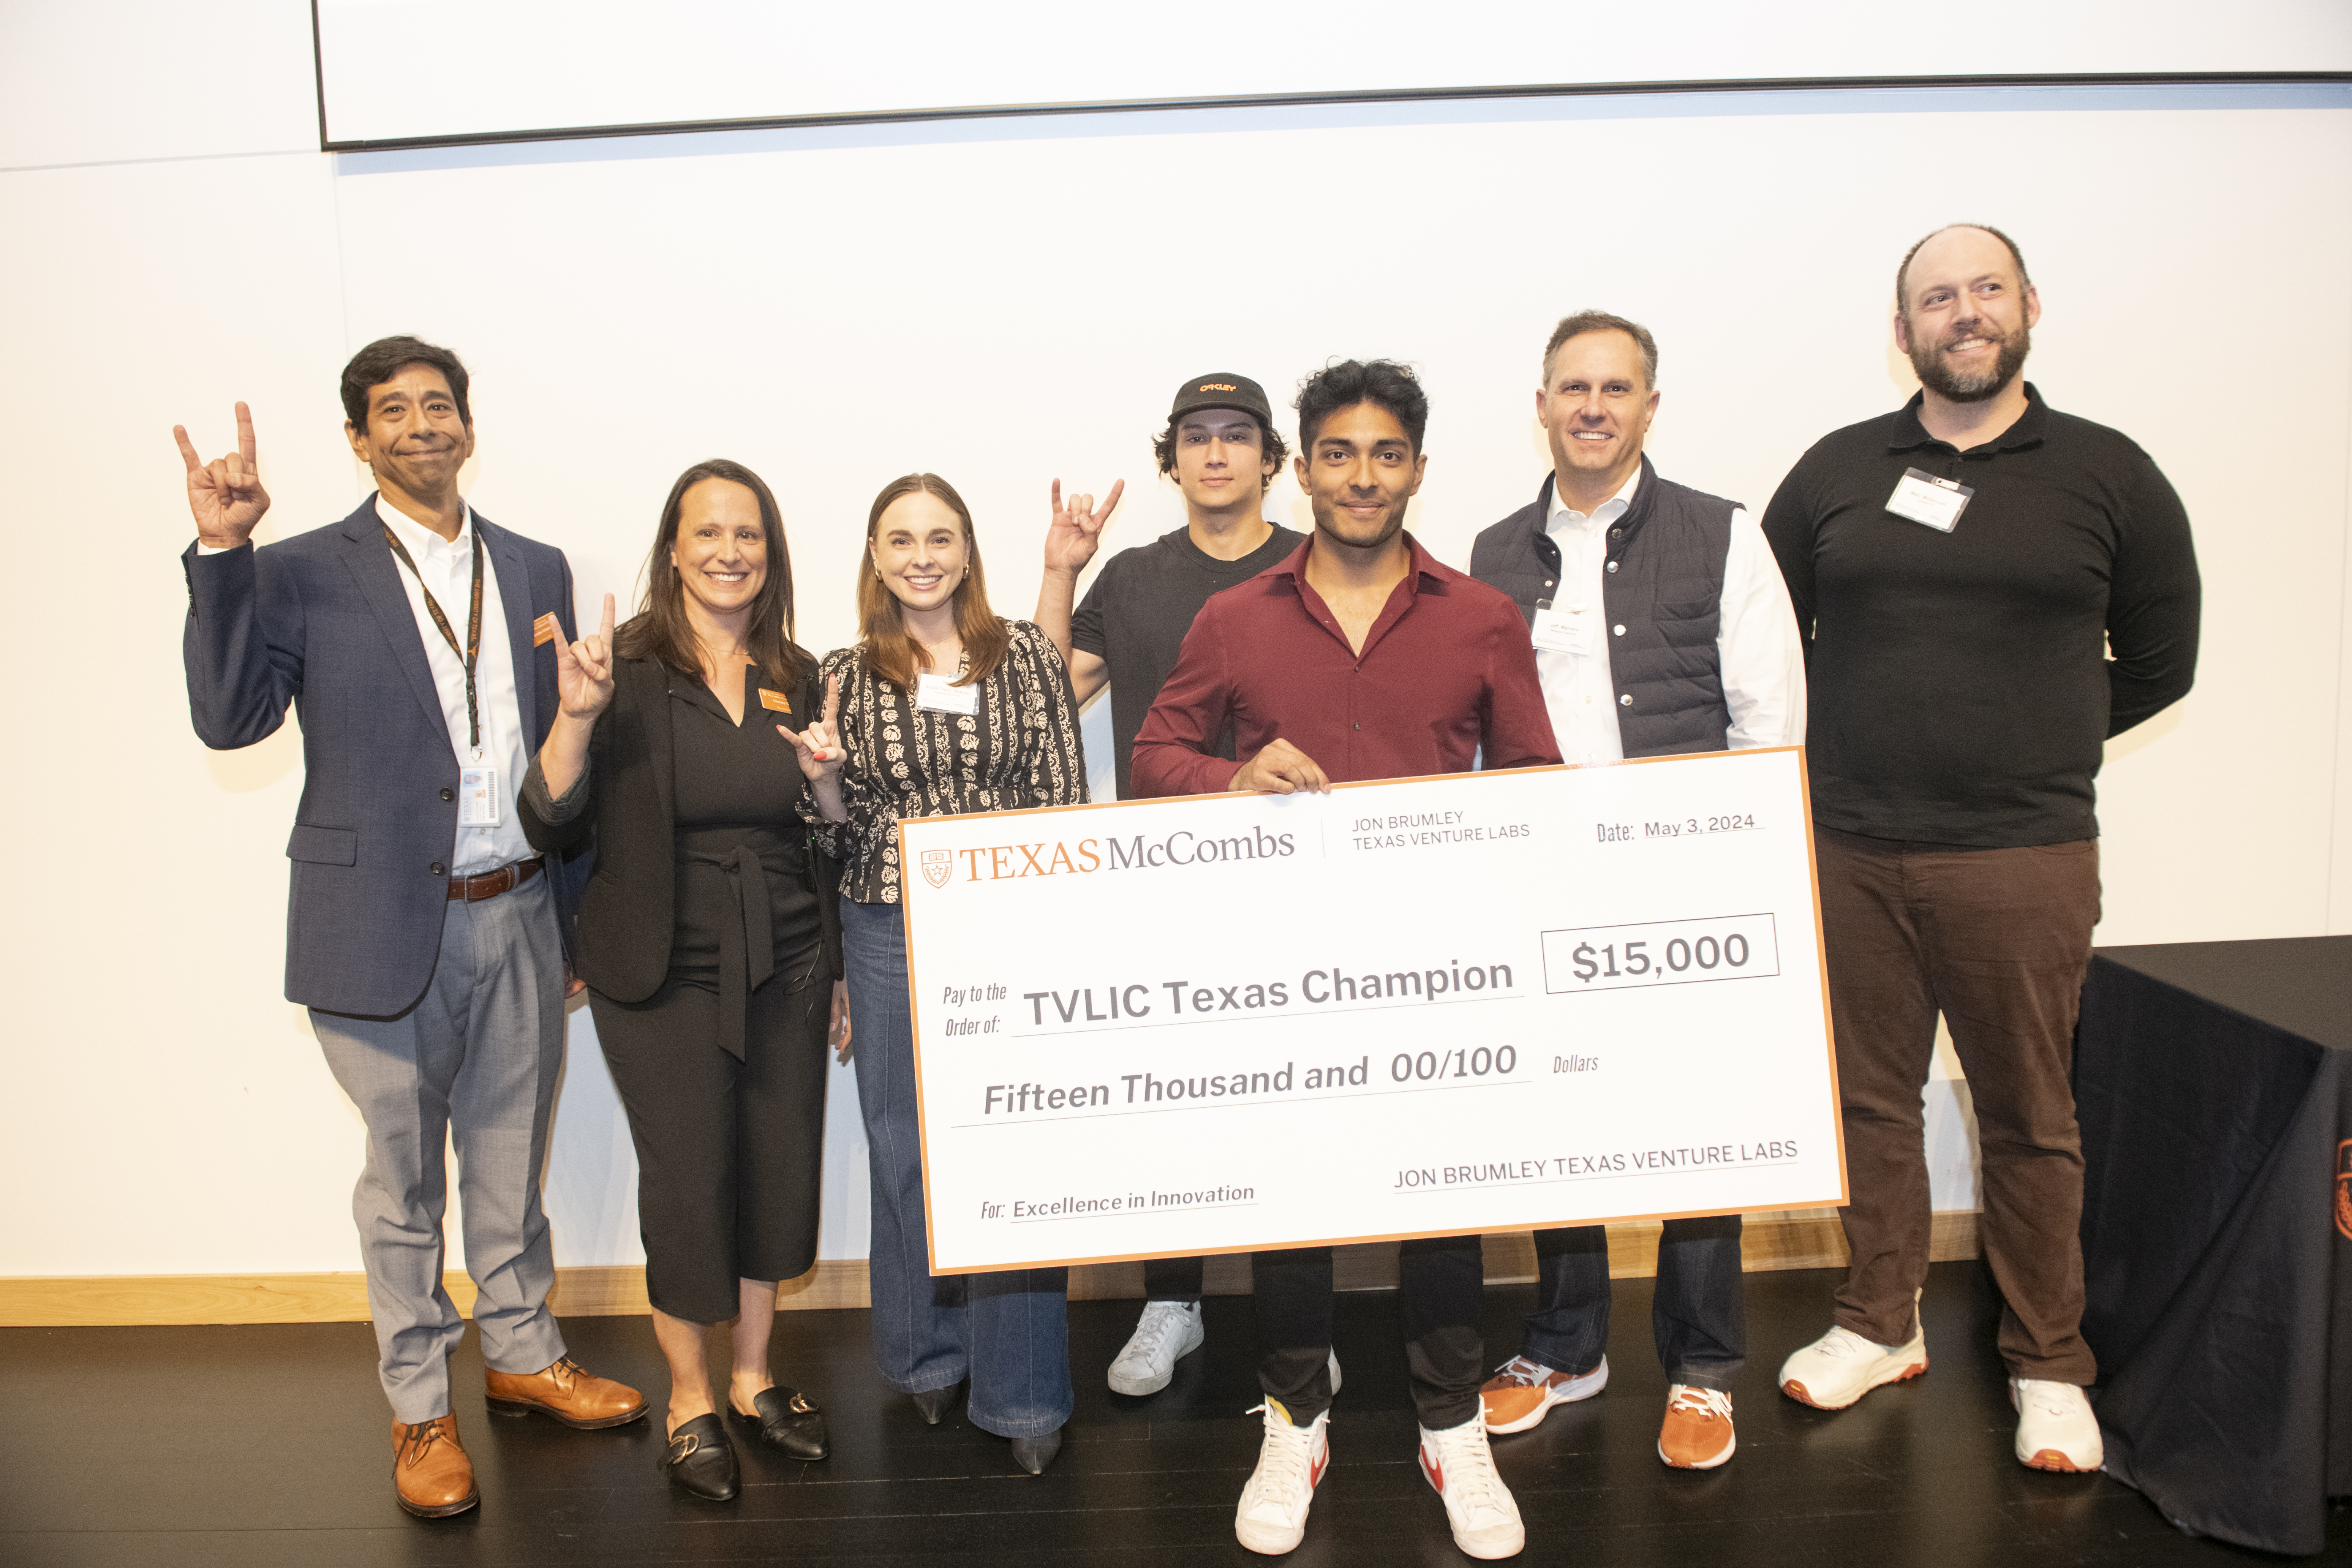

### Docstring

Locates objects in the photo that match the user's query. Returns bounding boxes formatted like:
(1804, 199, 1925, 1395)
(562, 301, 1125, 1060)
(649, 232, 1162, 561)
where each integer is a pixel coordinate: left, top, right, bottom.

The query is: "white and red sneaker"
(2011, 1378, 2103, 1472)
(1778, 1321, 1928, 1410)
(1417, 1414, 1525, 1559)
(1234, 1399, 1329, 1555)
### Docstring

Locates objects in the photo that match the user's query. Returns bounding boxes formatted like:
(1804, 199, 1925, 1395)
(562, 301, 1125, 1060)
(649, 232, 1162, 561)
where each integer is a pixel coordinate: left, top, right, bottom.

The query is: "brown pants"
(1815, 827, 2101, 1384)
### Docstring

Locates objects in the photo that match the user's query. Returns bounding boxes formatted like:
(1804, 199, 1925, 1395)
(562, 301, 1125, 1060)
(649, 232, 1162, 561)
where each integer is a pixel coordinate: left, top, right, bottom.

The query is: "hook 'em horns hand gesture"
(1044, 476, 1124, 576)
(555, 594, 618, 722)
(777, 674, 845, 789)
(173, 402, 271, 550)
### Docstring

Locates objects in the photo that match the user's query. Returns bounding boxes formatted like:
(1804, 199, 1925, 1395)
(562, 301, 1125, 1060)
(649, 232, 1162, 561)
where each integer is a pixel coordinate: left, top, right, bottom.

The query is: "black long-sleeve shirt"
(1761, 384, 2200, 847)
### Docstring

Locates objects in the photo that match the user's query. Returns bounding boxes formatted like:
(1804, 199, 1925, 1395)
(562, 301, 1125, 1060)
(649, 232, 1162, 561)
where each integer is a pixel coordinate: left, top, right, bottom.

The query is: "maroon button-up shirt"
(1130, 534, 1561, 796)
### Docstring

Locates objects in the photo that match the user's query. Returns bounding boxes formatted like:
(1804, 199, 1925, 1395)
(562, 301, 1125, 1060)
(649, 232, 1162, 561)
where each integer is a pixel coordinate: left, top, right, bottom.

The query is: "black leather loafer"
(1009, 1426, 1063, 1475)
(659, 1413, 739, 1502)
(732, 1386, 830, 1461)
(911, 1383, 962, 1425)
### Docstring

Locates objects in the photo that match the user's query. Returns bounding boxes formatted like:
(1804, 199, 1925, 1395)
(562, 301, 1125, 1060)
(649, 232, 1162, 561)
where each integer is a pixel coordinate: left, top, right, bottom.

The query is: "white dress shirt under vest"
(1537, 466, 1807, 766)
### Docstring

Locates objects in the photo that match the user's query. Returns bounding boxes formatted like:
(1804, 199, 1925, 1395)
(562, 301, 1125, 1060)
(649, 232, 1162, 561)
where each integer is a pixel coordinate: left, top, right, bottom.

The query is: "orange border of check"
(896, 745, 1846, 1275)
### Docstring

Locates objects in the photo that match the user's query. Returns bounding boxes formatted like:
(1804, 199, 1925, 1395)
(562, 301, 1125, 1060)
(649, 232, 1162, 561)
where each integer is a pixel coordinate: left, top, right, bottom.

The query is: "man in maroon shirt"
(1133, 360, 1557, 1560)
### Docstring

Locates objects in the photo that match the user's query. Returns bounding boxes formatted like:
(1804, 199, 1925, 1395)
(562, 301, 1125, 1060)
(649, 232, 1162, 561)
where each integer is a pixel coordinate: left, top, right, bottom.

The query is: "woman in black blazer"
(519, 459, 843, 1503)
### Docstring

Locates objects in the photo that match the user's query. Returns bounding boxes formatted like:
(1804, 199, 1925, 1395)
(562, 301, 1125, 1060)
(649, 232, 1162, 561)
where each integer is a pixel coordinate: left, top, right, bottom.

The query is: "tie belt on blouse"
(677, 827, 794, 1061)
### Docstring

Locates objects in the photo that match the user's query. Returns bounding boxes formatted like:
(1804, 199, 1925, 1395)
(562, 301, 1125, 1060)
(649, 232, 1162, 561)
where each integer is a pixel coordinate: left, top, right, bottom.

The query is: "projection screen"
(311, 0, 2352, 149)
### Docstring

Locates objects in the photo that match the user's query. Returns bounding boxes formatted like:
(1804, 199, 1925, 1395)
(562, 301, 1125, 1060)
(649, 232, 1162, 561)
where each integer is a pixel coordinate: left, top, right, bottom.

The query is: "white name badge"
(1530, 601, 1595, 657)
(917, 672, 981, 716)
(458, 766, 502, 827)
(1886, 466, 1974, 533)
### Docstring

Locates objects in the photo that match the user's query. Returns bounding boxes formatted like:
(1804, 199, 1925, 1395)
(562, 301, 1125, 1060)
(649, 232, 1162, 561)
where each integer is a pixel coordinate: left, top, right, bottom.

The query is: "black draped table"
(2075, 935, 2352, 1555)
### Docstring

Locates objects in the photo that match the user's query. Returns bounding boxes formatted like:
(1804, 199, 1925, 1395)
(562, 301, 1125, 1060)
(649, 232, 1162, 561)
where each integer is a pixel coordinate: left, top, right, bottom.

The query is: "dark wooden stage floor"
(3, 1261, 2338, 1566)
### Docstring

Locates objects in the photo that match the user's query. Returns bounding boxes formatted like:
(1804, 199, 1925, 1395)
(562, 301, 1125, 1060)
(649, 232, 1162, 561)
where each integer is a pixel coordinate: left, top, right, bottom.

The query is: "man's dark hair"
(1894, 223, 2032, 312)
(340, 335, 473, 431)
(1542, 310, 1659, 388)
(1293, 359, 1428, 453)
(1151, 410, 1289, 492)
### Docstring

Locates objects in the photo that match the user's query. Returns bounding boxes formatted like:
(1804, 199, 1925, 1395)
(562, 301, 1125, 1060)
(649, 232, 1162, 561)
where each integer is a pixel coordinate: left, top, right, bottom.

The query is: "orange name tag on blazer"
(533, 613, 559, 647)
(759, 689, 792, 713)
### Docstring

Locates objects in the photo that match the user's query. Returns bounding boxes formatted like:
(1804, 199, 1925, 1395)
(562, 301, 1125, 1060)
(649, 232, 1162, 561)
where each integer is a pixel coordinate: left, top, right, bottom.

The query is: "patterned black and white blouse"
(801, 620, 1089, 904)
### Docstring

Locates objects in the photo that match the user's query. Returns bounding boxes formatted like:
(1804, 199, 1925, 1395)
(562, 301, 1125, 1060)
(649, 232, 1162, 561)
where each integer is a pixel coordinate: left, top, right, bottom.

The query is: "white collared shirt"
(1536, 466, 1806, 765)
(373, 495, 534, 876)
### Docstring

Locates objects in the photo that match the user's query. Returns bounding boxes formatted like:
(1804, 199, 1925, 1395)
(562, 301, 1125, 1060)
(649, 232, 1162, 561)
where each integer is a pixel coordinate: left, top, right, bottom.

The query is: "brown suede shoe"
(485, 1356, 648, 1429)
(392, 1414, 478, 1519)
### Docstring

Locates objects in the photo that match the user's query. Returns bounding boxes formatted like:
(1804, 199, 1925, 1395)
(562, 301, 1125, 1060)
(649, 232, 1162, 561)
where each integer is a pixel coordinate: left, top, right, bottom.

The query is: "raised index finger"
(822, 672, 841, 728)
(598, 591, 615, 642)
(235, 401, 257, 466)
(1094, 478, 1125, 522)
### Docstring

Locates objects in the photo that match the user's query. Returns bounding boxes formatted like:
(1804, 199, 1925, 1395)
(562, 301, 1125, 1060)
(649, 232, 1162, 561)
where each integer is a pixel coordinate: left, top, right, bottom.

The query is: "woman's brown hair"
(856, 473, 1011, 688)
(615, 458, 808, 691)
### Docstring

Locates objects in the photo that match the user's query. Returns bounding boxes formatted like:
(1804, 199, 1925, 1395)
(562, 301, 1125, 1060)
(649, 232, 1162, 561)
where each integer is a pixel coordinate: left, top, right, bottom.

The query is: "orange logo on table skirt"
(2336, 1141, 2352, 1242)
(921, 849, 954, 889)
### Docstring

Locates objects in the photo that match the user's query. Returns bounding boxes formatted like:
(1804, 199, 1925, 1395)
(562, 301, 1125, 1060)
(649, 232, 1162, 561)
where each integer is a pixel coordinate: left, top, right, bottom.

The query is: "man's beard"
(1910, 319, 2031, 402)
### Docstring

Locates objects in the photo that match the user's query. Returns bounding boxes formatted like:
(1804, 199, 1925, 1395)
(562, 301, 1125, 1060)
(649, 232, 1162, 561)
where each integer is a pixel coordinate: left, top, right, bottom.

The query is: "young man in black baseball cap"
(1033, 372, 1307, 1394)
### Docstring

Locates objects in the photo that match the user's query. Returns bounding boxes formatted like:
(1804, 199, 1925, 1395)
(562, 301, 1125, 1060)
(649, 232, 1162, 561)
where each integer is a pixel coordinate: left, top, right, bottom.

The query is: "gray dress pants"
(310, 873, 569, 1423)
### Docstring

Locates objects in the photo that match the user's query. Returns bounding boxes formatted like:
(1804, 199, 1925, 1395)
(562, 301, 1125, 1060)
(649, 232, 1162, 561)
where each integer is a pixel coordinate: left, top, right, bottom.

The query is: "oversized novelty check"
(897, 748, 1843, 1272)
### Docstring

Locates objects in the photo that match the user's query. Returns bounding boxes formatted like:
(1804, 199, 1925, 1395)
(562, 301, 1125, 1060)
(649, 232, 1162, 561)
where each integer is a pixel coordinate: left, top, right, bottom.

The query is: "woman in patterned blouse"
(782, 472, 1088, 1473)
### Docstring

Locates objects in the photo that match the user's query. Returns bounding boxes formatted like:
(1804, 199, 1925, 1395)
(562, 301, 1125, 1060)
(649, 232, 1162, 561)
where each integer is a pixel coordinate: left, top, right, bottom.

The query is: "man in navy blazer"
(177, 337, 644, 1521)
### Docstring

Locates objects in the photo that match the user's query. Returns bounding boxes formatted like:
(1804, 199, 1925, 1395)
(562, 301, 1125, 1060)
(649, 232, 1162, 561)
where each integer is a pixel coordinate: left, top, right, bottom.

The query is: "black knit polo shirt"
(1761, 384, 2200, 847)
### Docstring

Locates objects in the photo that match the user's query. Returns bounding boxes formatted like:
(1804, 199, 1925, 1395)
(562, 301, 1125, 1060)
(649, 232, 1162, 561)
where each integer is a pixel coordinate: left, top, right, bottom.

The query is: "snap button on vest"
(1619, 694, 1633, 706)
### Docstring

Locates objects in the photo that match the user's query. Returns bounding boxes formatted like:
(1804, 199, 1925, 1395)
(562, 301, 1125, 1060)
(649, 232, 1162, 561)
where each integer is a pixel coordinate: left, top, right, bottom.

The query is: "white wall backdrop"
(2, 0, 2346, 1279)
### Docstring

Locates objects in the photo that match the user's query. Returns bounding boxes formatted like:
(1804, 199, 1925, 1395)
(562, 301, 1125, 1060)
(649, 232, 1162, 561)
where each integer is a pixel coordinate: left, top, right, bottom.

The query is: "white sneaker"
(1417, 1414, 1525, 1559)
(2011, 1378, 2102, 1472)
(1108, 1301, 1205, 1396)
(1234, 1399, 1330, 1555)
(1778, 1320, 1928, 1410)
(1328, 1348, 1342, 1396)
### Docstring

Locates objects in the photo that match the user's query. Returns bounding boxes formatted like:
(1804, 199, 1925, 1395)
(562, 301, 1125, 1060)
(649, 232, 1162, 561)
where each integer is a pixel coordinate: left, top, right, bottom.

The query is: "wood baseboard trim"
(0, 1212, 1975, 1327)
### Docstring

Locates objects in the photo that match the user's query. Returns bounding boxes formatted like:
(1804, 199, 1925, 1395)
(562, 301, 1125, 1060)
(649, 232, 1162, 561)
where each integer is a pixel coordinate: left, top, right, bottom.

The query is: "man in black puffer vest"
(1467, 311, 1805, 1473)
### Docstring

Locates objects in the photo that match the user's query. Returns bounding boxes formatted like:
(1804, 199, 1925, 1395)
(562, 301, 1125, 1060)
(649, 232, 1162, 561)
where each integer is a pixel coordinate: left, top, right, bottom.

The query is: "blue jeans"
(841, 896, 1072, 1437)
(1523, 1218, 1745, 1391)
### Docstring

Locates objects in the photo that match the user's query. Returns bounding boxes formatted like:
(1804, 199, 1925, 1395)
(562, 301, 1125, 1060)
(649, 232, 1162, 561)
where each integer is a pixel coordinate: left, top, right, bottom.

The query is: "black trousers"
(1522, 1219, 1745, 1390)
(1144, 1255, 1204, 1304)
(1254, 1236, 1486, 1429)
(590, 963, 830, 1325)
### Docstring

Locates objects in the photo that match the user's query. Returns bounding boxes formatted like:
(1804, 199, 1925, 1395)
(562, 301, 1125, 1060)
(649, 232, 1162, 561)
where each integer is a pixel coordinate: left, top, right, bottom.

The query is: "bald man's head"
(1895, 223, 2031, 315)
(1892, 223, 2040, 403)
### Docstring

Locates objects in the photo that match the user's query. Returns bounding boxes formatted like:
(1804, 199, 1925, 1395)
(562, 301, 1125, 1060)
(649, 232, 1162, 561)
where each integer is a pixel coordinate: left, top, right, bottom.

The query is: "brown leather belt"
(448, 856, 544, 903)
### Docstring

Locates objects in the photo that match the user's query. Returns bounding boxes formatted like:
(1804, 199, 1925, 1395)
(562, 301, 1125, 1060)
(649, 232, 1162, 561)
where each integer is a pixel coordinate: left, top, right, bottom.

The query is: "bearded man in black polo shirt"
(1033, 371, 1307, 1396)
(1762, 224, 2200, 1473)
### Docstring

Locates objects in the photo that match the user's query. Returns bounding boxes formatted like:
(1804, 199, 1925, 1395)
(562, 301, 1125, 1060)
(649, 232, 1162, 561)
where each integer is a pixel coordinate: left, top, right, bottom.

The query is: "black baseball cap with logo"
(1168, 372, 1273, 426)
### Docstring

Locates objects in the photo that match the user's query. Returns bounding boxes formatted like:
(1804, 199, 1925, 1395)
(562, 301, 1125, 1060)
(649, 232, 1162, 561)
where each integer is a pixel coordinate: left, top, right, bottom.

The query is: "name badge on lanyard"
(1886, 466, 1974, 533)
(458, 765, 502, 827)
(1529, 598, 1595, 657)
(917, 672, 980, 716)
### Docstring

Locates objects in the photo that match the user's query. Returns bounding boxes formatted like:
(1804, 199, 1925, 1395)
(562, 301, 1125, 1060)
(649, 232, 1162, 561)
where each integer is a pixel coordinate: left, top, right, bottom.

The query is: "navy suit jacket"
(182, 496, 580, 1017)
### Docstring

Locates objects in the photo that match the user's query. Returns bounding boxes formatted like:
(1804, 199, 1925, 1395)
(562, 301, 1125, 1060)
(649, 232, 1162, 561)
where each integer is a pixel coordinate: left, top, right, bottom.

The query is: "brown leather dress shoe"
(485, 1356, 648, 1429)
(391, 1414, 478, 1519)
